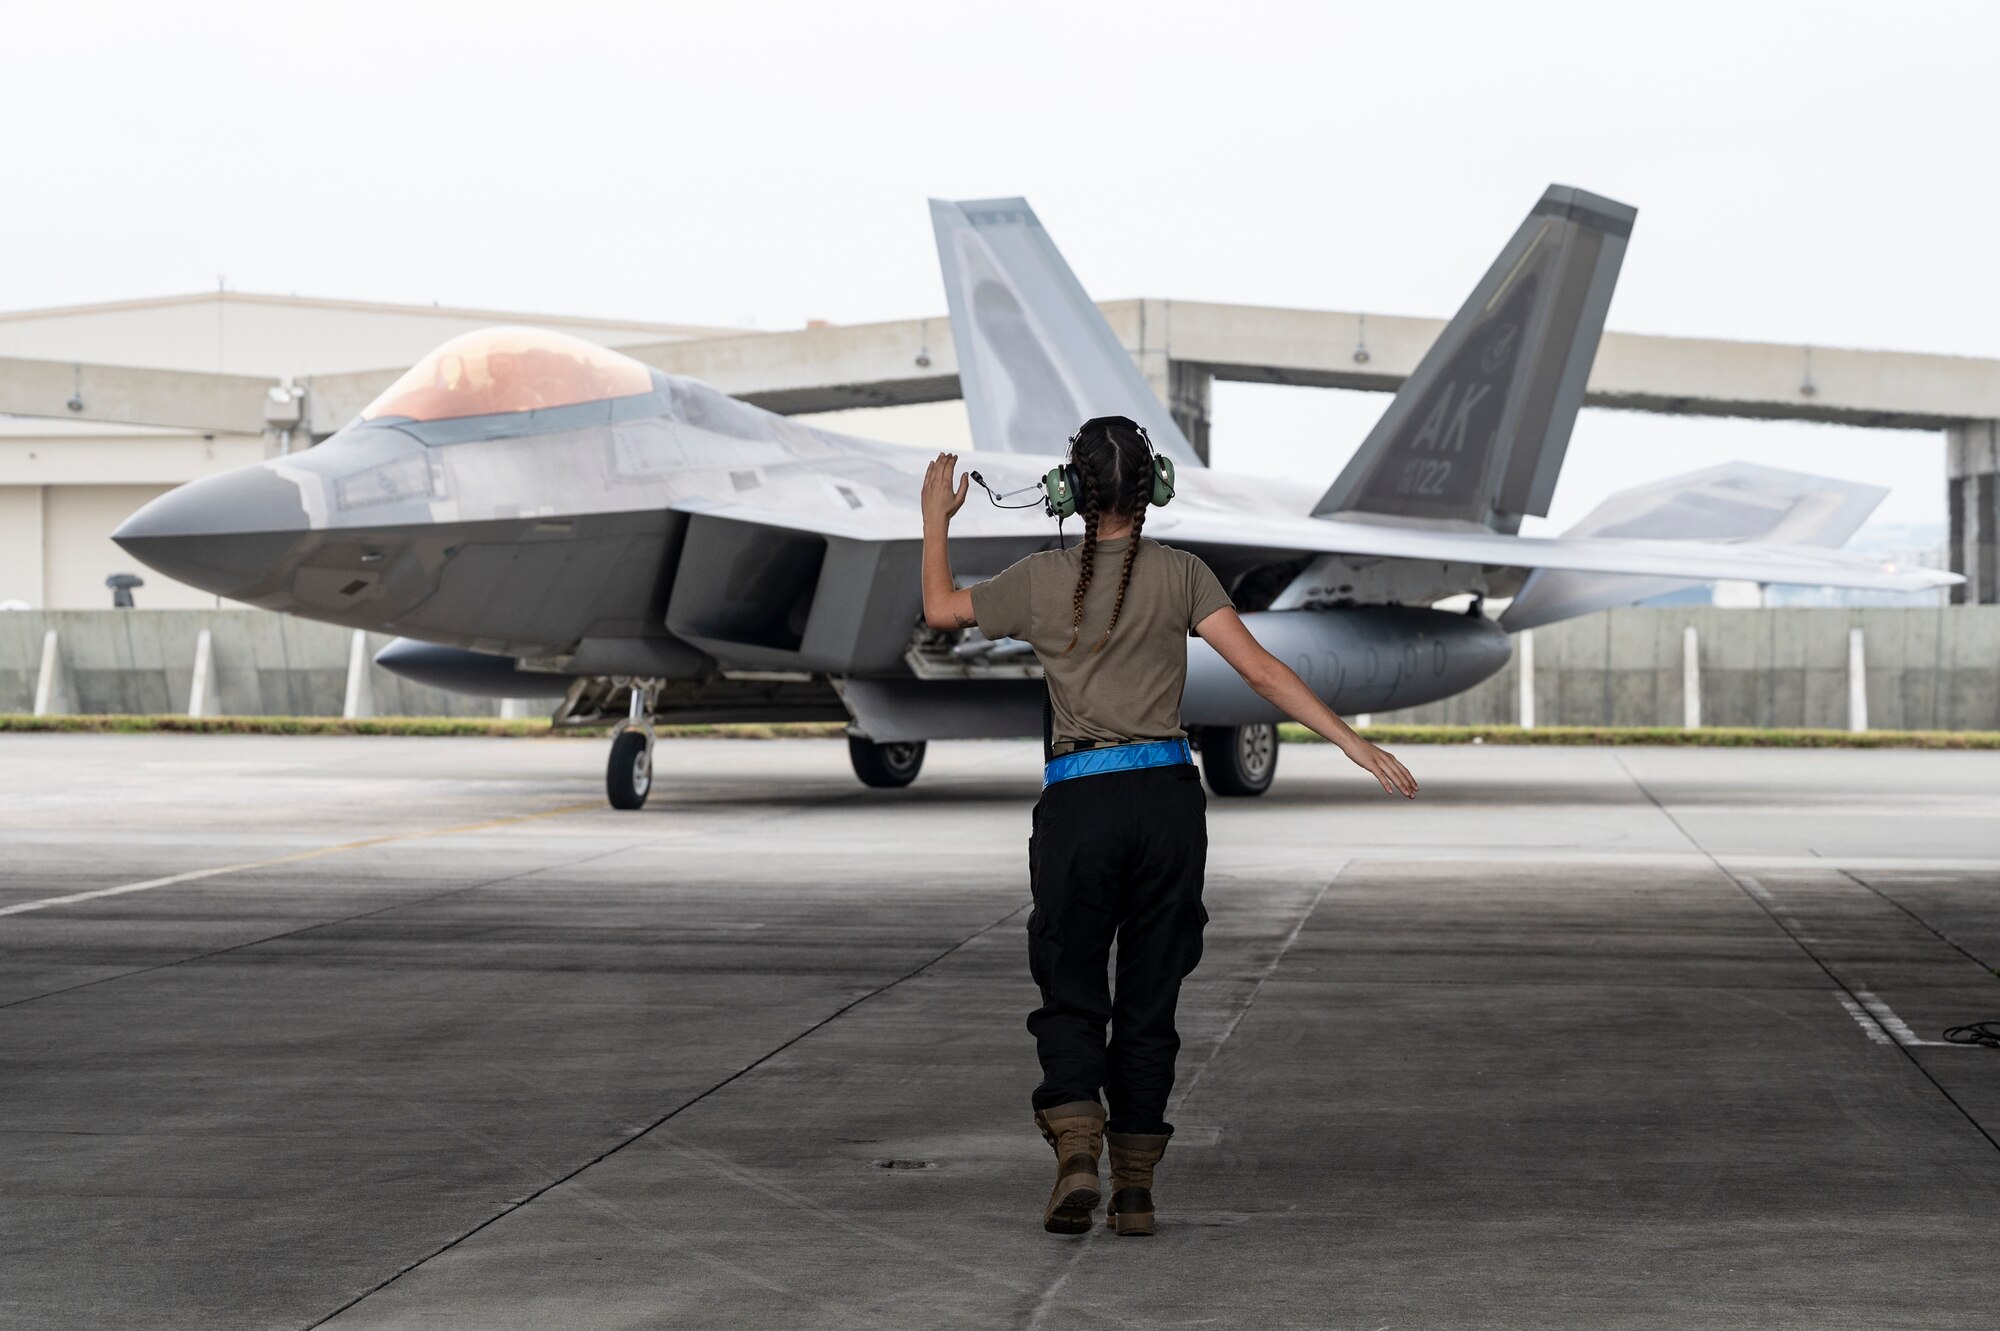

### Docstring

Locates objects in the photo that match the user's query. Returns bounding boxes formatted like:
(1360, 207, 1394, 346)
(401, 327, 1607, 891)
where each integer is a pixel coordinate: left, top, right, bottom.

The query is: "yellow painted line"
(0, 801, 601, 919)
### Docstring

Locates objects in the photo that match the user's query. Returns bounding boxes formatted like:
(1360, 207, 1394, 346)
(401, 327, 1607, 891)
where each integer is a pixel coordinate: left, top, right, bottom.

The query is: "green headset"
(1041, 416, 1177, 519)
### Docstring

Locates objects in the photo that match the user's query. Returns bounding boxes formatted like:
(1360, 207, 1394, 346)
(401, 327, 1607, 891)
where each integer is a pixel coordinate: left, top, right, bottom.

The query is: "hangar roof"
(0, 290, 740, 379)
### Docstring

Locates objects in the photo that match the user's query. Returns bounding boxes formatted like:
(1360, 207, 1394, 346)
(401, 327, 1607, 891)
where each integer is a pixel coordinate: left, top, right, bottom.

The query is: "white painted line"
(1837, 994, 1893, 1044)
(0, 801, 599, 919)
(1743, 882, 1964, 1049)
(1, 862, 274, 918)
(1736, 876, 1822, 942)
(1853, 989, 1957, 1047)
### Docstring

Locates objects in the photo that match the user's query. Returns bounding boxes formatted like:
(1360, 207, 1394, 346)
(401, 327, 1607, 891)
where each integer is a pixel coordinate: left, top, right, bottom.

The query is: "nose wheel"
(607, 729, 653, 809)
(606, 678, 660, 810)
(848, 734, 926, 788)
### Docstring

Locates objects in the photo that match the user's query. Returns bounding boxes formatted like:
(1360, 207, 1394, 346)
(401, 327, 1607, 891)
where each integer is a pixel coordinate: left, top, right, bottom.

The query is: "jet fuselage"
(113, 329, 1513, 729)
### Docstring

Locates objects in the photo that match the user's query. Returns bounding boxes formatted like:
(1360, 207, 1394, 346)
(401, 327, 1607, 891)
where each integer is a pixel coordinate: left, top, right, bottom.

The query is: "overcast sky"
(5, 0, 1994, 533)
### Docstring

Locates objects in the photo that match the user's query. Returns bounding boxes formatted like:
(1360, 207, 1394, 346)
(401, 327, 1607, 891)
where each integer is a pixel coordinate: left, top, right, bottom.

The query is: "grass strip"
(0, 714, 845, 739)
(2, 715, 1997, 748)
(1282, 723, 2000, 750)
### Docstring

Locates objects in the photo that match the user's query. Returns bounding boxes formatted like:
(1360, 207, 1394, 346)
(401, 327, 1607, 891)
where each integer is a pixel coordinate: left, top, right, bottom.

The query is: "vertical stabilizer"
(929, 197, 1202, 466)
(1315, 185, 1635, 532)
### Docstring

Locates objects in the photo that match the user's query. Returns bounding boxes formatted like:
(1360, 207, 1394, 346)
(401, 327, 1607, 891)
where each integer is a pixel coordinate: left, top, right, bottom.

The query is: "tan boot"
(1103, 1131, 1170, 1236)
(1033, 1100, 1105, 1234)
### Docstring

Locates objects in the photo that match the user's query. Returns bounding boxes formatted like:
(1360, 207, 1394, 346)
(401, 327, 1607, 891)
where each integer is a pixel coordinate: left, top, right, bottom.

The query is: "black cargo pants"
(1026, 761, 1208, 1136)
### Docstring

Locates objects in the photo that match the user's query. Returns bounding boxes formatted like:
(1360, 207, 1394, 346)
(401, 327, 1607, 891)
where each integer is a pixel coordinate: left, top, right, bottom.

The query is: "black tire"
(1197, 723, 1278, 797)
(848, 735, 926, 789)
(606, 729, 653, 810)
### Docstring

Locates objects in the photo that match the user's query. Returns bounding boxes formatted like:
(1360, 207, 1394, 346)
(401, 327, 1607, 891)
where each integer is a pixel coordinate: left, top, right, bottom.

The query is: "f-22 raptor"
(113, 186, 1954, 807)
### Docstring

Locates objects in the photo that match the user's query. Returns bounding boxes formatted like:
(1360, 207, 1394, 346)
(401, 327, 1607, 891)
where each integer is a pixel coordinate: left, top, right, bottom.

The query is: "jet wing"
(1137, 505, 1956, 602)
(1500, 463, 1895, 630)
(656, 479, 1953, 602)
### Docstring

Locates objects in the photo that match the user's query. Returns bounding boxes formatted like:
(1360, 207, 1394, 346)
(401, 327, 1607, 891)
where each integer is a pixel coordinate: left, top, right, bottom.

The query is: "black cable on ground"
(1611, 754, 2000, 1156)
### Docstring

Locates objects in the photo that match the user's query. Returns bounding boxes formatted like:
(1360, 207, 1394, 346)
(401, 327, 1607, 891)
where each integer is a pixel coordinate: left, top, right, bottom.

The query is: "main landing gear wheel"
(848, 735, 926, 788)
(607, 729, 653, 810)
(1197, 723, 1278, 797)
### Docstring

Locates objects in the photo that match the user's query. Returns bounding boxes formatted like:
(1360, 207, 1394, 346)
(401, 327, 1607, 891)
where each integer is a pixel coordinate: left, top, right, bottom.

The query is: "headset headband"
(1067, 415, 1151, 453)
(1043, 416, 1176, 520)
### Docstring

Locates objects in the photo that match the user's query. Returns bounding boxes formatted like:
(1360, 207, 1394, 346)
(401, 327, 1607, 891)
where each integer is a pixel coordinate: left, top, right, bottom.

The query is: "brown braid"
(1058, 462, 1103, 655)
(1091, 449, 1150, 653)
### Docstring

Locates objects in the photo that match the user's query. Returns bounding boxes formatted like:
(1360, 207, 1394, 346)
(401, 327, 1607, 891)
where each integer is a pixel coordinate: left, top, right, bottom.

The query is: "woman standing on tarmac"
(919, 415, 1419, 1238)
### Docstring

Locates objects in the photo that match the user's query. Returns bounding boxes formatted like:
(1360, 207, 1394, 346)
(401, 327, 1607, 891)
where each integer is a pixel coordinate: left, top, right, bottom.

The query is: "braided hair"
(1057, 416, 1156, 656)
(1096, 447, 1151, 653)
(1059, 464, 1103, 655)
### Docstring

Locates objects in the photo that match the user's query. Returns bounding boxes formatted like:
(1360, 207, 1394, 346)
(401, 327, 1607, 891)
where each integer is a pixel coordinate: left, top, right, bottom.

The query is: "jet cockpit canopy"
(362, 327, 656, 423)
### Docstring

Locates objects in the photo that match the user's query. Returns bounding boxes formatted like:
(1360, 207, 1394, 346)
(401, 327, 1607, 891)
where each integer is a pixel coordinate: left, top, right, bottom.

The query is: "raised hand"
(921, 452, 970, 527)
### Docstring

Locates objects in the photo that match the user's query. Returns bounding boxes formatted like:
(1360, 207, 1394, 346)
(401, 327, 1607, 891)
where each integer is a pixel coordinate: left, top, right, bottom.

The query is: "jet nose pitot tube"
(112, 463, 312, 605)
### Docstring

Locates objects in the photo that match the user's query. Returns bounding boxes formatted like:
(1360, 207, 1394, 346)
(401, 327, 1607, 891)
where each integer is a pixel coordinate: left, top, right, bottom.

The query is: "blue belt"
(1043, 738, 1194, 788)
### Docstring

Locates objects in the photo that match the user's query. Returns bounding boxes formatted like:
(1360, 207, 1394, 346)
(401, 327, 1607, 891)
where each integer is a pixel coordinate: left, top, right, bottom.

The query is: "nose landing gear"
(847, 734, 927, 788)
(607, 678, 660, 810)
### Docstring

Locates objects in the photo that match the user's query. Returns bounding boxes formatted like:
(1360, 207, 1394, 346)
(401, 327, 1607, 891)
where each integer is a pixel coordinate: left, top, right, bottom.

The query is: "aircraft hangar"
(3, 288, 1999, 612)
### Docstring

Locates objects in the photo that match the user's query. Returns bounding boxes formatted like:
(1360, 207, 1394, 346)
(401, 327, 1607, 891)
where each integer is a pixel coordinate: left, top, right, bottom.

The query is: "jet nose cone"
(113, 464, 311, 602)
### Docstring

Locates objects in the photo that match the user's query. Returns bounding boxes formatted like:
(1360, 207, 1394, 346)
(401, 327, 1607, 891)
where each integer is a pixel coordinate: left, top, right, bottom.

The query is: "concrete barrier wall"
(3, 606, 1997, 728)
(0, 611, 506, 718)
(1377, 606, 2000, 730)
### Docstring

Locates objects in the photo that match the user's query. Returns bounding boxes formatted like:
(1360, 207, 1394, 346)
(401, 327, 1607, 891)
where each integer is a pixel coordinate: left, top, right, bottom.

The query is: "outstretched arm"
(920, 452, 976, 630)
(1194, 607, 1419, 799)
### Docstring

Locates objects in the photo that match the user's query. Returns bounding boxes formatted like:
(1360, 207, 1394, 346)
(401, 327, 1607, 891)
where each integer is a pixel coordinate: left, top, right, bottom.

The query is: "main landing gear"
(1195, 722, 1278, 797)
(848, 734, 926, 788)
(607, 680, 657, 810)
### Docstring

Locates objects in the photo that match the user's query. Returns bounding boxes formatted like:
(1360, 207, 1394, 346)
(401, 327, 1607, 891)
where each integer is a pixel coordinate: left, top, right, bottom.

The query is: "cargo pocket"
(1026, 801, 1042, 913)
(1177, 897, 1209, 979)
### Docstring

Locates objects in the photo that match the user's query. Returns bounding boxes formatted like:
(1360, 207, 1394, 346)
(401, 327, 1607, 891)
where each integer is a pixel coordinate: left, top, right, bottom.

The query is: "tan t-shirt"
(971, 535, 1234, 755)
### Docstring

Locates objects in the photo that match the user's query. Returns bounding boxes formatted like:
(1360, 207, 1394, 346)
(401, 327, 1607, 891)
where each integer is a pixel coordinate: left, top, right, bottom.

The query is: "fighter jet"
(113, 186, 1956, 808)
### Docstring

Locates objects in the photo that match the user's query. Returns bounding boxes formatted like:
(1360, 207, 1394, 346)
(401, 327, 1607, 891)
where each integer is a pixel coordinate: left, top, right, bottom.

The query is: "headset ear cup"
(1042, 465, 1078, 519)
(1152, 454, 1176, 507)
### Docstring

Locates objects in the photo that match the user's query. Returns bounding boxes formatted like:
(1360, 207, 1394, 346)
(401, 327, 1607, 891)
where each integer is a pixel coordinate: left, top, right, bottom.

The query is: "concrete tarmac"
(3, 734, 1999, 1329)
